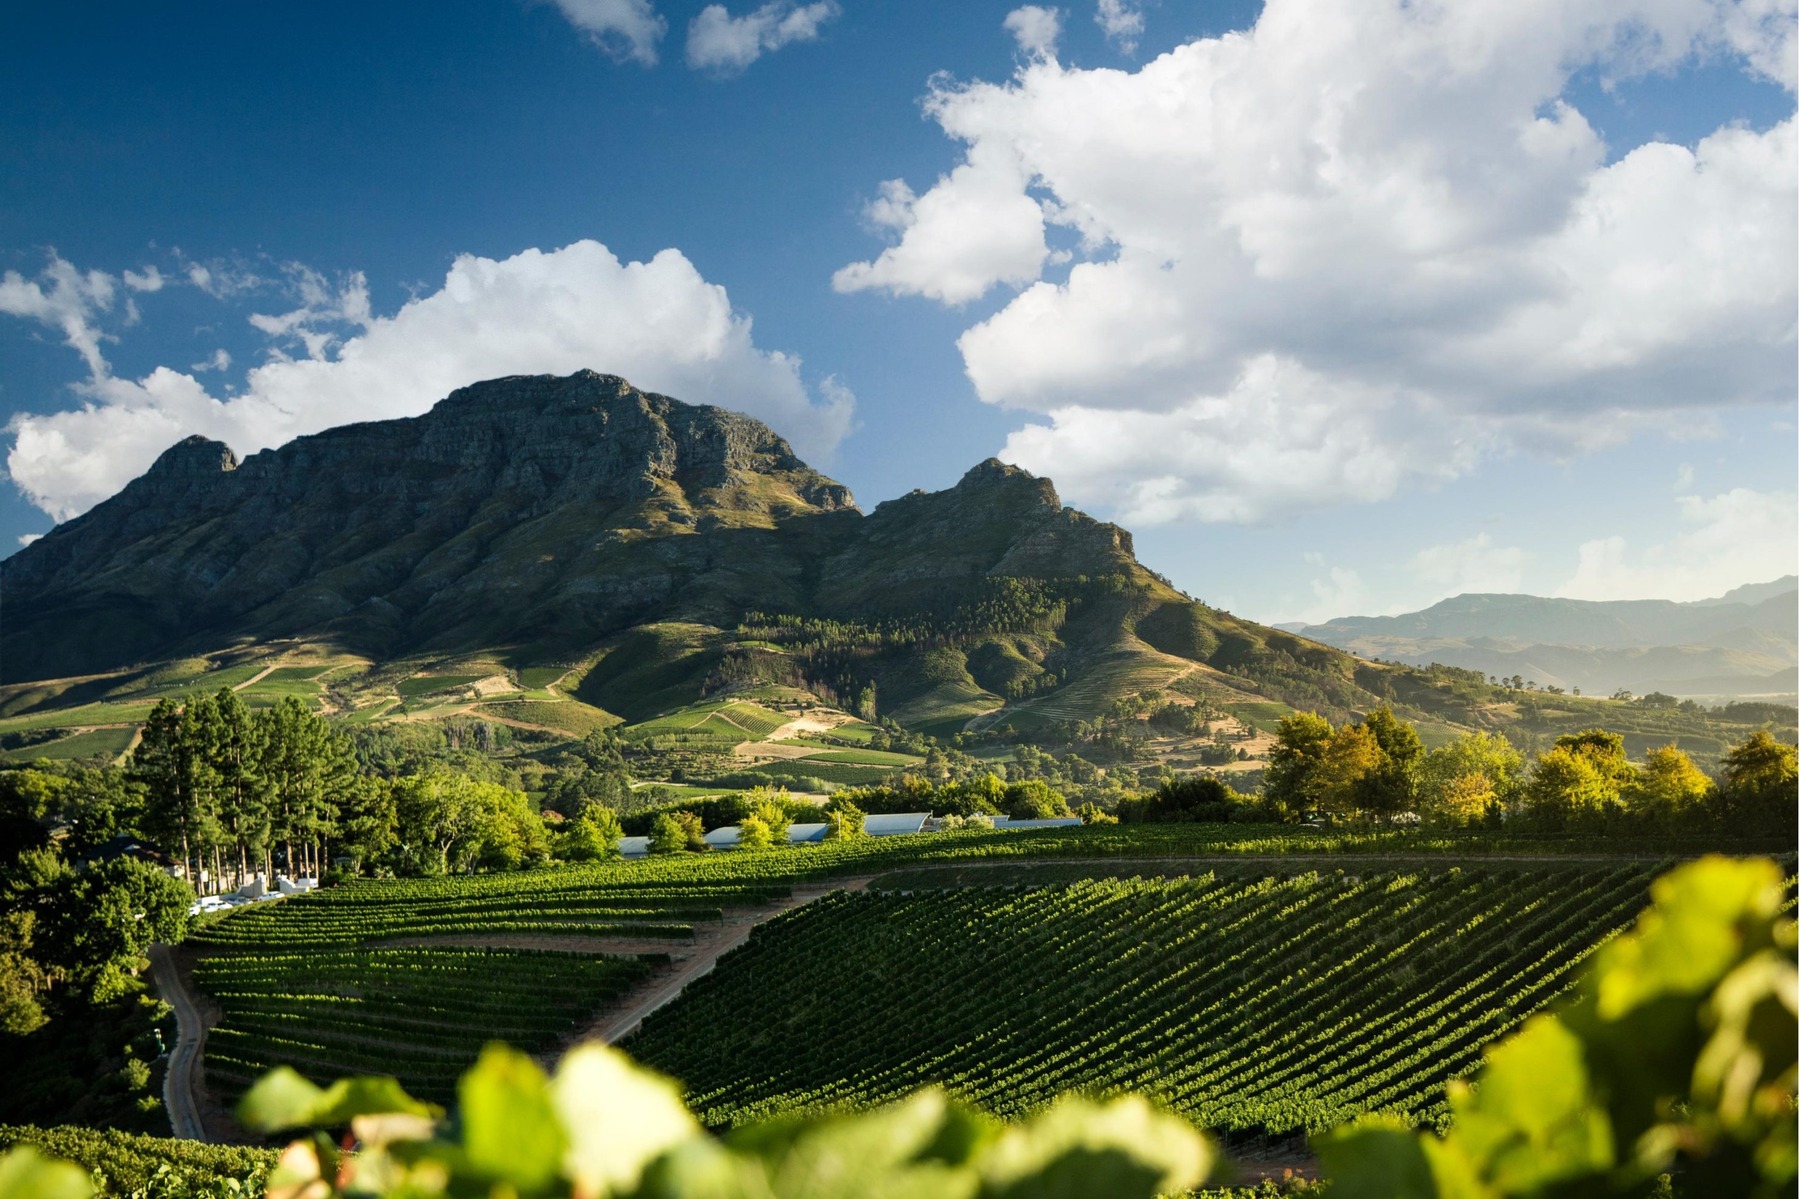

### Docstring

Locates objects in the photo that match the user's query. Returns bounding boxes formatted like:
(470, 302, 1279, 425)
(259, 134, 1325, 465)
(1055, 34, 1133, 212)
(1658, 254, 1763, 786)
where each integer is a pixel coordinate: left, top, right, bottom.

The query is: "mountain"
(2, 371, 1447, 741)
(1295, 583, 1799, 699)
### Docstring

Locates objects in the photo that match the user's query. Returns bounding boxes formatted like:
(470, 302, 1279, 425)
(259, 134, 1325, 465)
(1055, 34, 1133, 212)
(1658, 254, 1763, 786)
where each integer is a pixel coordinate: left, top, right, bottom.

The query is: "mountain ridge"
(1293, 582, 1798, 699)
(0, 372, 1140, 689)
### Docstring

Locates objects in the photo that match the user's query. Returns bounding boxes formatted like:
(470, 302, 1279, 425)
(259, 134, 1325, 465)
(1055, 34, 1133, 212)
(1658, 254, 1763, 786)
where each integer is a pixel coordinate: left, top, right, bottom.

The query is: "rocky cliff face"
(1, 372, 1143, 682)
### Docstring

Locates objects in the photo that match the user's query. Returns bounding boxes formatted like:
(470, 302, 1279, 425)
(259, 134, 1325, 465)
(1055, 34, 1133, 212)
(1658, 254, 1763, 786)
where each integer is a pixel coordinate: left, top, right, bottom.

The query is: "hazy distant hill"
(1294, 581, 1798, 699)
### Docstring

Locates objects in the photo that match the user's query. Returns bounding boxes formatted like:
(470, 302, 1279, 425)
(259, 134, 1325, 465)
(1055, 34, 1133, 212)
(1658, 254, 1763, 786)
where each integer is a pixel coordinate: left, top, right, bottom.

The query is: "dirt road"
(148, 944, 210, 1141)
(572, 878, 871, 1047)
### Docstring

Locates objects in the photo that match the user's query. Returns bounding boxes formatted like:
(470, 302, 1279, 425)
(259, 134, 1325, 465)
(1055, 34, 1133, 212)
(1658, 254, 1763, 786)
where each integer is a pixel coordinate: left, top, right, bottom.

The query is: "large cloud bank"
(836, 0, 1798, 525)
(6, 241, 853, 522)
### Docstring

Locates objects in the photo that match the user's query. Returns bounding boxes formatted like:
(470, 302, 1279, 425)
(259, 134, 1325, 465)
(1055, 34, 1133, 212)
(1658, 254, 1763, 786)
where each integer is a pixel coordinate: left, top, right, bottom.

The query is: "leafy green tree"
(1313, 723, 1382, 816)
(1122, 774, 1242, 823)
(736, 814, 774, 851)
(1002, 778, 1068, 820)
(822, 794, 864, 839)
(559, 807, 624, 862)
(211, 687, 268, 891)
(259, 697, 353, 881)
(35, 858, 189, 998)
(132, 696, 228, 892)
(1264, 711, 1333, 817)
(0, 908, 50, 1035)
(1521, 728, 1639, 828)
(1352, 707, 1422, 817)
(1630, 744, 1713, 823)
(647, 813, 686, 856)
(335, 777, 399, 874)
(1416, 732, 1523, 825)
(1719, 731, 1798, 838)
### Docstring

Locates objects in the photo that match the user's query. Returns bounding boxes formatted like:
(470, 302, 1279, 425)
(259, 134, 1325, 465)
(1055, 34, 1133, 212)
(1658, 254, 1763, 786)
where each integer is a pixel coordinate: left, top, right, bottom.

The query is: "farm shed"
(863, 812, 930, 836)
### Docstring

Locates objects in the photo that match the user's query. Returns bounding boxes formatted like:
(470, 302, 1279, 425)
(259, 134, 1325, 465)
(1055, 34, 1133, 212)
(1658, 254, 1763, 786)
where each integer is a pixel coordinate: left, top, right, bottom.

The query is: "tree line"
(1258, 707, 1795, 837)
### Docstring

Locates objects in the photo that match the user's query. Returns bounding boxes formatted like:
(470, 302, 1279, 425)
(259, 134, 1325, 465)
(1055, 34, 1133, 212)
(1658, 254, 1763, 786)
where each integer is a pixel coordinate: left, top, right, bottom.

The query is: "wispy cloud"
(686, 1, 839, 74)
(546, 0, 667, 66)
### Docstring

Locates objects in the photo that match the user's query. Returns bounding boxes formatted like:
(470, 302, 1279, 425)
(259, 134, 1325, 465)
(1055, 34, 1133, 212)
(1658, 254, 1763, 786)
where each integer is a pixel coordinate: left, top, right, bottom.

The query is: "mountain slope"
(9, 371, 1770, 757)
(3, 372, 857, 681)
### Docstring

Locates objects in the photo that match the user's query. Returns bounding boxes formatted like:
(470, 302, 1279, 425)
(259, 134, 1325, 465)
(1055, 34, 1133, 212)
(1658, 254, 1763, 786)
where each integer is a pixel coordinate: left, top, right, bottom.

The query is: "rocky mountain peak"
(1, 373, 1147, 681)
(145, 435, 238, 479)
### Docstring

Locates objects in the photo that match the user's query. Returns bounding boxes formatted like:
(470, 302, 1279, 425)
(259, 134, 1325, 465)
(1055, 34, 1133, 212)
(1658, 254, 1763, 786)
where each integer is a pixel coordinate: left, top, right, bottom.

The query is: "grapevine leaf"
(0, 1147, 93, 1199)
(549, 1042, 698, 1197)
(236, 1067, 330, 1132)
(458, 1043, 566, 1193)
(738, 1090, 985, 1199)
(1312, 1115, 1476, 1199)
(1449, 1016, 1614, 1192)
(975, 1095, 1215, 1199)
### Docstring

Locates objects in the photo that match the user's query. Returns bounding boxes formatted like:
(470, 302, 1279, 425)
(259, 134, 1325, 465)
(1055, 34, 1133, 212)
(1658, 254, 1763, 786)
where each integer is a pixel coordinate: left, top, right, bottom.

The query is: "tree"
(736, 814, 774, 851)
(260, 697, 353, 881)
(823, 794, 865, 840)
(1629, 744, 1712, 823)
(1520, 731, 1637, 827)
(1264, 712, 1333, 817)
(1124, 774, 1241, 823)
(336, 777, 399, 874)
(1417, 732, 1523, 825)
(211, 687, 268, 892)
(745, 789, 791, 845)
(1353, 708, 1422, 817)
(1718, 731, 1798, 838)
(559, 807, 624, 862)
(1310, 723, 1383, 816)
(1003, 778, 1069, 820)
(648, 813, 686, 856)
(35, 857, 190, 998)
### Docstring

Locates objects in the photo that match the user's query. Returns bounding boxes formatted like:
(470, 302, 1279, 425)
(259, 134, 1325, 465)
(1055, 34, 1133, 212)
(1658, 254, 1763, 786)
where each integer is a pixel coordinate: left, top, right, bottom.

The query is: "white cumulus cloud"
(548, 0, 667, 65)
(1557, 487, 1799, 602)
(686, 1, 839, 74)
(5, 241, 854, 522)
(1003, 7, 1062, 58)
(837, 0, 1799, 524)
(1095, 0, 1144, 51)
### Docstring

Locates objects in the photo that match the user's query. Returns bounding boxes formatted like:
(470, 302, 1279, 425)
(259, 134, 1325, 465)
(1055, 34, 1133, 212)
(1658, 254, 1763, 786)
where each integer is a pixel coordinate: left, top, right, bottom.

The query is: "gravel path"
(148, 944, 210, 1142)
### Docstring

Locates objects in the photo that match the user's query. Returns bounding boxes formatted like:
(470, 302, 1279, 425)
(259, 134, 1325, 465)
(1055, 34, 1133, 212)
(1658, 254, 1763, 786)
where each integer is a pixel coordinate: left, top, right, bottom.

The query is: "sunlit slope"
(624, 865, 1658, 1133)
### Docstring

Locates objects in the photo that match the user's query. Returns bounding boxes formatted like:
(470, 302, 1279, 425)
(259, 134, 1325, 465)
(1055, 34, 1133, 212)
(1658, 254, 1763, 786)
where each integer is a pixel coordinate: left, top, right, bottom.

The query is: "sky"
(1, 0, 1794, 625)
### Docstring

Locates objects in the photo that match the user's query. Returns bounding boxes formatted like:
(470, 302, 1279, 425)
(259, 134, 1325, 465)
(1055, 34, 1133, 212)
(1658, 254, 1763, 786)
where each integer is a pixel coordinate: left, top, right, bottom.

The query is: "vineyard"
(198, 947, 652, 1105)
(0, 1124, 275, 1195)
(623, 863, 1664, 1134)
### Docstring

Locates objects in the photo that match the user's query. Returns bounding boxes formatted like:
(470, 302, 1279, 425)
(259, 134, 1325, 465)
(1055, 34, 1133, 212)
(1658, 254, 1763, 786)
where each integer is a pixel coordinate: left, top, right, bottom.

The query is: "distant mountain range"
(1287, 580, 1799, 700)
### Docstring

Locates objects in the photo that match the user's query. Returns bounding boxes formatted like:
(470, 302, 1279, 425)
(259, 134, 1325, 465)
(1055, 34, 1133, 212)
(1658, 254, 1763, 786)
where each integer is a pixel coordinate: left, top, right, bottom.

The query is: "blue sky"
(2, 0, 1794, 623)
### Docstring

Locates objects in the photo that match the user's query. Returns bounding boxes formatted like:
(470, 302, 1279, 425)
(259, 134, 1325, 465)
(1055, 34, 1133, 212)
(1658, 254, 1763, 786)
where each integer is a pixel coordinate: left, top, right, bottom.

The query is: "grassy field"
(0, 726, 138, 763)
(395, 674, 486, 698)
(479, 699, 621, 736)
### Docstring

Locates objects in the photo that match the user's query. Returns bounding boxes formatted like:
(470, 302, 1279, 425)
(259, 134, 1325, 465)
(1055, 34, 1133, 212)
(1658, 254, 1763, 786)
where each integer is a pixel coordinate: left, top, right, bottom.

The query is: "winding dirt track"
(148, 944, 211, 1141)
(574, 878, 872, 1047)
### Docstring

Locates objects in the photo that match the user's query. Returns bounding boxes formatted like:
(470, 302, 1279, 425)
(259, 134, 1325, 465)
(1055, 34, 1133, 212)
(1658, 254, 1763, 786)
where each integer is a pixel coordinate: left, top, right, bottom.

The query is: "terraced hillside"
(623, 864, 1662, 1134)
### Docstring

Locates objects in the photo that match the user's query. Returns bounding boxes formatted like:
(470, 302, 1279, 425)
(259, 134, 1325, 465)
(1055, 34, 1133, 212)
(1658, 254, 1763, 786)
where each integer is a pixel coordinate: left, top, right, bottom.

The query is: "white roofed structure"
(863, 812, 930, 836)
